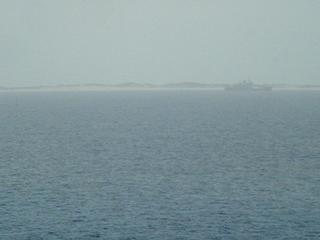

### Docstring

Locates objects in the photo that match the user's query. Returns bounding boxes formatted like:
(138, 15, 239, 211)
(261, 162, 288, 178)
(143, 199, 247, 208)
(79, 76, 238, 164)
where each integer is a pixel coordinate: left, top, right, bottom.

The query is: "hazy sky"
(1, 0, 320, 87)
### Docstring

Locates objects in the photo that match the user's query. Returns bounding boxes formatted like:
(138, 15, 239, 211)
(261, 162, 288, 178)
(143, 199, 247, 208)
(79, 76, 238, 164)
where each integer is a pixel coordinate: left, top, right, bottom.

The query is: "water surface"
(1, 90, 320, 239)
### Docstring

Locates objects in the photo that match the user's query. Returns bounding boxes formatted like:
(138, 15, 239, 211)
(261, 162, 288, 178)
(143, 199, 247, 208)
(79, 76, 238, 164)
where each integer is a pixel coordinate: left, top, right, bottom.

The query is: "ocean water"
(0, 90, 320, 240)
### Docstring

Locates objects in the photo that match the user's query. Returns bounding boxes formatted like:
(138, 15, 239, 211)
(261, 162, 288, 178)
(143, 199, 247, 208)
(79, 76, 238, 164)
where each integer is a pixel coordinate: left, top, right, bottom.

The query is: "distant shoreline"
(1, 82, 320, 92)
(1, 88, 320, 93)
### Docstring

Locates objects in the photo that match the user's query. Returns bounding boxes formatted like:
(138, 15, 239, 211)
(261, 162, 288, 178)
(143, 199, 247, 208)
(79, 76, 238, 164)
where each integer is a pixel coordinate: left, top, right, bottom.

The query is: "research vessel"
(224, 80, 272, 91)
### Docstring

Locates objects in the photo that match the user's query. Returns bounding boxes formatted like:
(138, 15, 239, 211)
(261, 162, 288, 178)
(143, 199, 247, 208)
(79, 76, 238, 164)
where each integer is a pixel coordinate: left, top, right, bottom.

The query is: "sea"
(1, 90, 320, 240)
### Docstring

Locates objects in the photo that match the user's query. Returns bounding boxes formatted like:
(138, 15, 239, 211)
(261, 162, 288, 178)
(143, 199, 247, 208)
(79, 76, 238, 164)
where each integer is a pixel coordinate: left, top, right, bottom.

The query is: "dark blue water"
(1, 90, 320, 240)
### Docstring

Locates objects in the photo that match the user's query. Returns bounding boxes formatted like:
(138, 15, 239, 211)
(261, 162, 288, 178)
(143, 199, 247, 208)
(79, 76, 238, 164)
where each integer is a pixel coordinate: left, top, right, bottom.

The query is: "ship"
(224, 80, 272, 91)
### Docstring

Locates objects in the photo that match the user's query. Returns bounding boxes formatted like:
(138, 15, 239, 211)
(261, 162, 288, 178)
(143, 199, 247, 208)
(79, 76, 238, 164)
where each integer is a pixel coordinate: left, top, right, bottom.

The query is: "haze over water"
(1, 90, 320, 239)
(1, 0, 320, 87)
(1, 0, 320, 239)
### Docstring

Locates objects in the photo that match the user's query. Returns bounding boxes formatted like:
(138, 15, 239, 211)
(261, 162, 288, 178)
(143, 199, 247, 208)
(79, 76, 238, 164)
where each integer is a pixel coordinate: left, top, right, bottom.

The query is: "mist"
(1, 0, 320, 87)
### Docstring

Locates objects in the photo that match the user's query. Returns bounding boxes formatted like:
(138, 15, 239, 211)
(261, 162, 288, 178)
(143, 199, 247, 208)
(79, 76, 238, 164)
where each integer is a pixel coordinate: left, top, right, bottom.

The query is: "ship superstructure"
(224, 80, 272, 91)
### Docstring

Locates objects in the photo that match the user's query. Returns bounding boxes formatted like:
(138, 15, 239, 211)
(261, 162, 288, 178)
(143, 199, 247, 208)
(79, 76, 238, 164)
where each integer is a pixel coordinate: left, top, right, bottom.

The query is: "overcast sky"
(1, 0, 319, 87)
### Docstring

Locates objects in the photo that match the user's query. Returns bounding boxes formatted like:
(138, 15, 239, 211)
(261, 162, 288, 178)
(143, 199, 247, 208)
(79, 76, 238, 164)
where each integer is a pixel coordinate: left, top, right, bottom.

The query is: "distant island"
(1, 82, 320, 91)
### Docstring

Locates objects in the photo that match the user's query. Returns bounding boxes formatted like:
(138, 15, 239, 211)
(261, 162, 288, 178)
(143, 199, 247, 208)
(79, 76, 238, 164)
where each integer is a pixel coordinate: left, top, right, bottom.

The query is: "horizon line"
(1, 82, 320, 90)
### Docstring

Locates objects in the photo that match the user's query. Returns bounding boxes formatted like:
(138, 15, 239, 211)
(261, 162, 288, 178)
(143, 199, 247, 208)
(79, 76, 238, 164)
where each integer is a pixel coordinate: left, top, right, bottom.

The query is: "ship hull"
(224, 86, 272, 91)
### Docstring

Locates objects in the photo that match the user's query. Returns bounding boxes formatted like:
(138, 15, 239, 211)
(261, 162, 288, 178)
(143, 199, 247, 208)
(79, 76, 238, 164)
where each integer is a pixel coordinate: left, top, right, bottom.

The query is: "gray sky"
(1, 0, 320, 87)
